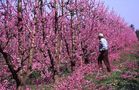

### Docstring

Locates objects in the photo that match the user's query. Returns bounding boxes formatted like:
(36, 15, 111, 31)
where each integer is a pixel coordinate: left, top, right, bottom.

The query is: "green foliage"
(29, 70, 41, 79)
(27, 70, 41, 85)
(98, 71, 121, 85)
(59, 63, 70, 77)
(116, 78, 139, 90)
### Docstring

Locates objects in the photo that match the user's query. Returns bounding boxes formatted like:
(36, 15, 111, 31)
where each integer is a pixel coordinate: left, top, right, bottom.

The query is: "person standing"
(98, 33, 111, 72)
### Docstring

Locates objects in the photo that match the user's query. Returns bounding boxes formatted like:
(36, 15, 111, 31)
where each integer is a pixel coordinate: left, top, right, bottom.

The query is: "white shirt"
(99, 38, 108, 51)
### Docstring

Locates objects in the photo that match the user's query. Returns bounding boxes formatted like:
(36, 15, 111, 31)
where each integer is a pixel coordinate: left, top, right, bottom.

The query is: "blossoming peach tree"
(0, 0, 137, 89)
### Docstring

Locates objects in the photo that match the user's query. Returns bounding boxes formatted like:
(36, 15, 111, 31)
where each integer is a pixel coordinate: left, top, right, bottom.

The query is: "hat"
(98, 33, 104, 37)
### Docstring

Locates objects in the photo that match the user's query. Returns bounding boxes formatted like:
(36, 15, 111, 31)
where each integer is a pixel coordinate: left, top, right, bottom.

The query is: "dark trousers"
(98, 50, 111, 72)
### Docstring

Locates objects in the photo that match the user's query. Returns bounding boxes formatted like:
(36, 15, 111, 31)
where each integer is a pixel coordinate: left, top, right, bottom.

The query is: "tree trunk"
(47, 49, 56, 82)
(0, 47, 22, 89)
(17, 0, 25, 88)
(39, 0, 56, 82)
(70, 10, 76, 71)
(54, 0, 61, 75)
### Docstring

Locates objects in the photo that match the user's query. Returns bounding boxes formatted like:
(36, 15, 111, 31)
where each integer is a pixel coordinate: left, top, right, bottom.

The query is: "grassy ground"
(84, 44, 139, 90)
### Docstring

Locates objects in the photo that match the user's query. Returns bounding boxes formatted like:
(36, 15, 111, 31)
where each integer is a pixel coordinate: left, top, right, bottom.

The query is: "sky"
(102, 0, 139, 30)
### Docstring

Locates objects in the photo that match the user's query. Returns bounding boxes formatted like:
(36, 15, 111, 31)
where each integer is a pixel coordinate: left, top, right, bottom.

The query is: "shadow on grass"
(116, 78, 139, 90)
